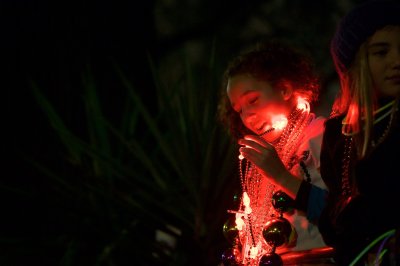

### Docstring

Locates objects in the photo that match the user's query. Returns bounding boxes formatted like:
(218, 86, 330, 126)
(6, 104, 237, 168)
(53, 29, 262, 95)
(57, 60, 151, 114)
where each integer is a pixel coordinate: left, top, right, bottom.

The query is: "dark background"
(8, 0, 349, 163)
(5, 0, 363, 265)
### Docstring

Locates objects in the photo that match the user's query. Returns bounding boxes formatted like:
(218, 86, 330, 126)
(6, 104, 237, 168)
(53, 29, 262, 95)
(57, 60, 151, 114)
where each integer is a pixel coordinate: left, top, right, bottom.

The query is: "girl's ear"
(280, 81, 294, 100)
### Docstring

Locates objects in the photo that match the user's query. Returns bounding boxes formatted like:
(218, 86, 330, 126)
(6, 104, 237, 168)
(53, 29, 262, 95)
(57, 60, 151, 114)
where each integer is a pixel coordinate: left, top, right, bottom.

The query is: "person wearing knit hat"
(318, 0, 400, 265)
(330, 0, 400, 79)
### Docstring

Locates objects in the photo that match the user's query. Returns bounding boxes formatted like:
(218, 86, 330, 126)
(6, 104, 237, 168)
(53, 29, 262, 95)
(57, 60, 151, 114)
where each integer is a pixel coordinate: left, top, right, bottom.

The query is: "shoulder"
(310, 115, 326, 128)
(303, 115, 326, 140)
(322, 115, 344, 142)
(299, 115, 326, 165)
(324, 115, 343, 130)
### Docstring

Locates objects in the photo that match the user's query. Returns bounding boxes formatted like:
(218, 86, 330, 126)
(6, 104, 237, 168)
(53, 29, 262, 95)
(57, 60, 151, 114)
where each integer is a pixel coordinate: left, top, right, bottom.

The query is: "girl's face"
(226, 74, 293, 142)
(368, 26, 400, 98)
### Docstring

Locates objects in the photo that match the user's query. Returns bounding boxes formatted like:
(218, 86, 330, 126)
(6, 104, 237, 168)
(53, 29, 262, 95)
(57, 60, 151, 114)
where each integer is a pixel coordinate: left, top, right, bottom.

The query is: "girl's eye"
(249, 97, 258, 104)
(371, 49, 388, 56)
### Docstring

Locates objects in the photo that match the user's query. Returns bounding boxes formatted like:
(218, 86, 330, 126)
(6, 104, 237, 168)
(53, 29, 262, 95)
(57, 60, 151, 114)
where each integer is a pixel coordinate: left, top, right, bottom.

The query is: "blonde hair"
(333, 37, 395, 159)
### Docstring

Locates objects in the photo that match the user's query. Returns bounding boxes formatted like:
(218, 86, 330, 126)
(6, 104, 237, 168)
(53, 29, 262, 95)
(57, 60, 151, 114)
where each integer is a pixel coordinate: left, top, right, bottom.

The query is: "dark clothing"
(318, 112, 400, 265)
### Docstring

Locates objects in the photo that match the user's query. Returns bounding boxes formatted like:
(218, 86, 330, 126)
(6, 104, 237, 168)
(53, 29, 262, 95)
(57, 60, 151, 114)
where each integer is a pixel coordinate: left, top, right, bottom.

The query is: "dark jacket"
(318, 110, 400, 265)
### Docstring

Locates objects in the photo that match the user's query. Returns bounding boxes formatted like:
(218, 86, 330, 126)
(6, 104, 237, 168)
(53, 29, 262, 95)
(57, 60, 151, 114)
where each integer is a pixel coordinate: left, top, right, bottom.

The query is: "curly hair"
(218, 40, 320, 139)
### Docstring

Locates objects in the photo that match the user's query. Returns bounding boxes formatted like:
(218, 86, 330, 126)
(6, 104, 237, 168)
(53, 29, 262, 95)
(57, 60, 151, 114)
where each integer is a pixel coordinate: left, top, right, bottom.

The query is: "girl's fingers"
(238, 135, 274, 151)
(239, 147, 262, 165)
(238, 140, 263, 153)
(245, 135, 273, 147)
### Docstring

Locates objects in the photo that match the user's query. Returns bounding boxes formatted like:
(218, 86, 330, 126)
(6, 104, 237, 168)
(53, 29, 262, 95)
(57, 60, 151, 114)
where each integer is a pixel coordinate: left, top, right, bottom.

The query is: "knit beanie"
(330, 0, 400, 77)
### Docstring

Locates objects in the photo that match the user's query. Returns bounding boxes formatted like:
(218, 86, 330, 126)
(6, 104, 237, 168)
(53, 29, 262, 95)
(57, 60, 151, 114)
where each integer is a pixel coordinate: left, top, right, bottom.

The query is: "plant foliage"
(10, 48, 239, 265)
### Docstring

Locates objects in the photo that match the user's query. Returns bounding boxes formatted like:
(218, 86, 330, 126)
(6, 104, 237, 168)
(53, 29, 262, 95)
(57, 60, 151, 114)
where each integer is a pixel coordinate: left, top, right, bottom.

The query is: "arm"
(294, 115, 329, 222)
(318, 116, 344, 246)
(295, 181, 328, 223)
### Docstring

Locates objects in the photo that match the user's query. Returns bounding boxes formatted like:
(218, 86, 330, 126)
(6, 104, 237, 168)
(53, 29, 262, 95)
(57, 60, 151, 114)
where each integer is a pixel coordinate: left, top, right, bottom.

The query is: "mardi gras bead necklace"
(223, 103, 314, 266)
(371, 100, 398, 149)
(340, 99, 399, 200)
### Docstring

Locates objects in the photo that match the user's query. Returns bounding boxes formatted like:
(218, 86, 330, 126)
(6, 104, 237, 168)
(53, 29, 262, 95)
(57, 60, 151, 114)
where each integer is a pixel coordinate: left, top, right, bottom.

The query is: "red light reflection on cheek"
(269, 97, 309, 130)
(271, 114, 288, 130)
(296, 96, 310, 112)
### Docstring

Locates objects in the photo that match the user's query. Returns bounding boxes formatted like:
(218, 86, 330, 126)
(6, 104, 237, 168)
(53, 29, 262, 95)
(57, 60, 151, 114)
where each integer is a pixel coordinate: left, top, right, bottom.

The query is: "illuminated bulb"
(238, 145, 251, 160)
(296, 96, 310, 112)
(235, 213, 245, 230)
(271, 114, 288, 130)
(243, 192, 252, 214)
(249, 246, 258, 259)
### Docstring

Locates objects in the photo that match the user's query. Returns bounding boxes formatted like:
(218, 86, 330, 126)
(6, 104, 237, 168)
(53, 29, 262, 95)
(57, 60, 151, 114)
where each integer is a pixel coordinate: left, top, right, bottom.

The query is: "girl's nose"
(391, 49, 400, 68)
(242, 109, 256, 125)
(241, 106, 253, 118)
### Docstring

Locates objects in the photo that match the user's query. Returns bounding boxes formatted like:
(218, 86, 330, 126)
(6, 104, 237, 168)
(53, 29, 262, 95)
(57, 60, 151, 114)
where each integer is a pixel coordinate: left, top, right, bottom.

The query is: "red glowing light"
(342, 103, 359, 135)
(268, 97, 310, 131)
(271, 114, 288, 130)
(296, 96, 310, 112)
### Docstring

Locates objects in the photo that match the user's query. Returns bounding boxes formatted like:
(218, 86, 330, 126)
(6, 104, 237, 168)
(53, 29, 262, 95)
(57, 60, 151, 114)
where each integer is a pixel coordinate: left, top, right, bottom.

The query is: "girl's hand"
(238, 135, 288, 186)
(238, 135, 303, 198)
